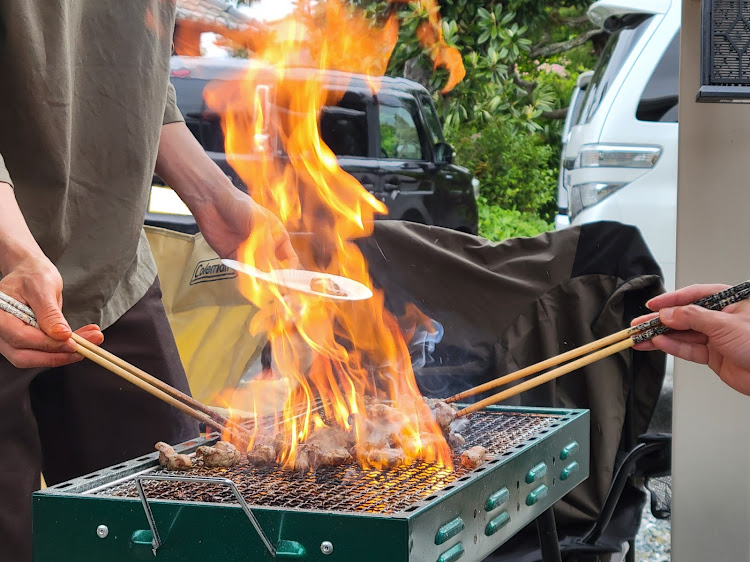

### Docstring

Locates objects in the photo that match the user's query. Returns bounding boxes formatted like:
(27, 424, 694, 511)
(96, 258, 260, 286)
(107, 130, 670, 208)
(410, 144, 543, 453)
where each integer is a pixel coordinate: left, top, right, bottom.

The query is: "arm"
(0, 182, 103, 367)
(154, 122, 297, 268)
(633, 284, 750, 396)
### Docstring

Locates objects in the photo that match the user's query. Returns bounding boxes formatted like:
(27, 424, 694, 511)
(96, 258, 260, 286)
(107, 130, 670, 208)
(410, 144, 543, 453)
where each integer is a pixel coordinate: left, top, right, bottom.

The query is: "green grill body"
(33, 406, 589, 562)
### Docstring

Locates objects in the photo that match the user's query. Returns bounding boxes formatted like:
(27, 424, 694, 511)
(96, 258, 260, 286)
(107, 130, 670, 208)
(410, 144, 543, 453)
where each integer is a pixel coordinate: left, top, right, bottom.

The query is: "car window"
(172, 77, 226, 151)
(378, 98, 426, 160)
(418, 94, 444, 145)
(320, 93, 369, 158)
(579, 15, 653, 124)
(637, 31, 680, 123)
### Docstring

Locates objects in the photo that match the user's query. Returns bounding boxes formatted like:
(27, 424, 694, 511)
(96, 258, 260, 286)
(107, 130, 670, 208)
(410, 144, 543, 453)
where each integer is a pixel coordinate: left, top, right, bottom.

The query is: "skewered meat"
(155, 442, 192, 471)
(461, 446, 487, 469)
(196, 441, 241, 468)
(310, 277, 348, 297)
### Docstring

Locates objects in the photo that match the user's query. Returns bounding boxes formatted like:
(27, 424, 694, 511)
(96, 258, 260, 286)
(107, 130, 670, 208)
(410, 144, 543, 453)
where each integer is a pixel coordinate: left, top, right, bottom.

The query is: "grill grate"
(94, 411, 560, 515)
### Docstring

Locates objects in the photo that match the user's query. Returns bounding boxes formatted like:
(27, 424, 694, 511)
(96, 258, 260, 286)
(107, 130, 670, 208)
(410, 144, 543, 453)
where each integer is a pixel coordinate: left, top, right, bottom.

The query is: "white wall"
(673, 0, 750, 559)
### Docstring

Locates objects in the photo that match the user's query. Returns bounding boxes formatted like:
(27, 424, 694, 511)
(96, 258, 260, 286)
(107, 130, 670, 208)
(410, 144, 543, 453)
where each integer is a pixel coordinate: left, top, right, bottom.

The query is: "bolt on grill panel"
(93, 411, 559, 515)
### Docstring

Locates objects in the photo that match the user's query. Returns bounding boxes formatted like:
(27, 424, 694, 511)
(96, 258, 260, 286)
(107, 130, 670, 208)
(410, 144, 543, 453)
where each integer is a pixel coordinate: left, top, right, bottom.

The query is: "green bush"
(477, 197, 552, 241)
(447, 117, 558, 222)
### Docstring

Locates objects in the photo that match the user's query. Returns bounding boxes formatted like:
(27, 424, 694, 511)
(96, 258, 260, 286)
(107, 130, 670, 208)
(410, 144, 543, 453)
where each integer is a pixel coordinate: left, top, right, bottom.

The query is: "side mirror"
(434, 142, 454, 165)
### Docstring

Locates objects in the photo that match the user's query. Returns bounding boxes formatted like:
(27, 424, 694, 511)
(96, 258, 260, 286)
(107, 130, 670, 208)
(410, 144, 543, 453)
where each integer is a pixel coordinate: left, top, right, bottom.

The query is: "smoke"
(408, 317, 444, 370)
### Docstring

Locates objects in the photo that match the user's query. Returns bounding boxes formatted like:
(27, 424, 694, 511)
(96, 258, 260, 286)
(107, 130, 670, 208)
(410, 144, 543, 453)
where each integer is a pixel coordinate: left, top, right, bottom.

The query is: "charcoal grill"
(33, 405, 589, 561)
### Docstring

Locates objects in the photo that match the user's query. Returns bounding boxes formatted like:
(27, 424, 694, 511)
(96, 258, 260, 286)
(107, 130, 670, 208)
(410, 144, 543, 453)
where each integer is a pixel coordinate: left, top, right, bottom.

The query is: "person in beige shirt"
(0, 3, 295, 559)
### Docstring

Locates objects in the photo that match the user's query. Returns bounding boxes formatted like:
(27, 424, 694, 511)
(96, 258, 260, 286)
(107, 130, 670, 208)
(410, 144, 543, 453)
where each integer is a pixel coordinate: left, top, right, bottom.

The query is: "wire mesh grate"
(94, 411, 562, 515)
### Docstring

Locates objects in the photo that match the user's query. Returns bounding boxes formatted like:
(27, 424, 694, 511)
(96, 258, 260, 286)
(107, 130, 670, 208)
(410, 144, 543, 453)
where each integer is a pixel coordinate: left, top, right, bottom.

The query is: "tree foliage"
(352, 1, 597, 132)
(235, 0, 602, 239)
(351, 1, 602, 239)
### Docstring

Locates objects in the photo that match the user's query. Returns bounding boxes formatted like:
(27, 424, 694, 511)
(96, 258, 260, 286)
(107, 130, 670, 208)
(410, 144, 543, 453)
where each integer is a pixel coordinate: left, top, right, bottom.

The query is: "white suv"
(555, 0, 680, 291)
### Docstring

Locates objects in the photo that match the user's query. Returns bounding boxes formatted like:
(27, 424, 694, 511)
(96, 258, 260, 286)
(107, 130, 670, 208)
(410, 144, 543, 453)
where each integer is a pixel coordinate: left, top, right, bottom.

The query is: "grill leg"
(536, 508, 562, 562)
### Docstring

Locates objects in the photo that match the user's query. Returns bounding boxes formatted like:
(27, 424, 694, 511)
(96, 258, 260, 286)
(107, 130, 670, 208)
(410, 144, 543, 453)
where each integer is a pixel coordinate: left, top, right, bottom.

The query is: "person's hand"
(0, 256, 104, 368)
(194, 187, 298, 270)
(632, 284, 750, 396)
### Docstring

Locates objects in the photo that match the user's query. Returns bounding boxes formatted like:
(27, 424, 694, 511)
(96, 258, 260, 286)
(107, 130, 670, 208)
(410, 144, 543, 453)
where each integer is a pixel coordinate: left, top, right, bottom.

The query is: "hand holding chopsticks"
(0, 290, 248, 444)
(449, 280, 750, 417)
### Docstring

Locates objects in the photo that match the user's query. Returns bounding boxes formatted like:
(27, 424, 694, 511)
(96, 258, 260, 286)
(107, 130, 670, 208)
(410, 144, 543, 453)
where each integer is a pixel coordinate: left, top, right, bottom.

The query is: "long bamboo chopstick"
(454, 280, 750, 418)
(0, 291, 247, 443)
(69, 334, 247, 434)
(444, 325, 639, 404)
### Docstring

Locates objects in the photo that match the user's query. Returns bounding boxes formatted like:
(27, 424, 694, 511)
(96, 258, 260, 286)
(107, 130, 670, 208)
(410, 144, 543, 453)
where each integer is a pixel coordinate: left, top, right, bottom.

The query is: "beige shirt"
(0, 1, 184, 330)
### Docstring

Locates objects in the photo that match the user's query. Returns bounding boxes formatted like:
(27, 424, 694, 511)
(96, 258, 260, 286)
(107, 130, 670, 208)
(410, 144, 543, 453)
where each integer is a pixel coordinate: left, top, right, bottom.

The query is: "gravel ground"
(635, 495, 670, 561)
(636, 364, 671, 561)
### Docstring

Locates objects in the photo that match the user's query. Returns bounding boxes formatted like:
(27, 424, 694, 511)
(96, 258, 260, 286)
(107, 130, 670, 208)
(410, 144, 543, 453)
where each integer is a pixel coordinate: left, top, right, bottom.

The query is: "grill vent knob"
(96, 525, 109, 539)
(320, 541, 334, 555)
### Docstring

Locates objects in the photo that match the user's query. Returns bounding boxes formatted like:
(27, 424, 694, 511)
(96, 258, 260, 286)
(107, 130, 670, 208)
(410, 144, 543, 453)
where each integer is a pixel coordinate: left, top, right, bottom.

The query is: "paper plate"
(222, 259, 373, 301)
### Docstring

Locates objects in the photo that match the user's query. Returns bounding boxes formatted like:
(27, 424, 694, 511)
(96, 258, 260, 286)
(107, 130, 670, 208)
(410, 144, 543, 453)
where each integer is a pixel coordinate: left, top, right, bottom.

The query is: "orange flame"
(205, 0, 463, 471)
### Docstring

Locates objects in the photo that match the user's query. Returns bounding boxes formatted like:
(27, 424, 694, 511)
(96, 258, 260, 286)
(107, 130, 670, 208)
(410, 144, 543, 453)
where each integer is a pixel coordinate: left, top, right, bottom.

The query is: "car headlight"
(567, 144, 662, 219)
(576, 144, 661, 168)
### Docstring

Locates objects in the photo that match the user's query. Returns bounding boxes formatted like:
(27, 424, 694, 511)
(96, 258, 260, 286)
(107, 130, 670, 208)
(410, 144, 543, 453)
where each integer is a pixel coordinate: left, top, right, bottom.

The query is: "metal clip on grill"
(135, 474, 305, 558)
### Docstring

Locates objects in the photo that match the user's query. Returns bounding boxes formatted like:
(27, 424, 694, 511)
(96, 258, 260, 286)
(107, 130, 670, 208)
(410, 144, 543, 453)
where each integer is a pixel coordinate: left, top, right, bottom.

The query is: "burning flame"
(206, 0, 464, 470)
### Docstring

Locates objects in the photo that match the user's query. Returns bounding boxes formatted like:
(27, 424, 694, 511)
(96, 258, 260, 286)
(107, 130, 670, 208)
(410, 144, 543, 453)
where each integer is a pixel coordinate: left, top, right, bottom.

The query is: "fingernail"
(660, 308, 674, 322)
(62, 340, 77, 353)
(51, 323, 70, 335)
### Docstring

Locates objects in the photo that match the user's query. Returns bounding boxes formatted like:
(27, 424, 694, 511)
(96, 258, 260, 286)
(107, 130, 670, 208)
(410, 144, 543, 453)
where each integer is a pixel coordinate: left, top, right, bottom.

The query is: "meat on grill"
(354, 446, 406, 469)
(461, 446, 487, 469)
(196, 441, 241, 468)
(294, 442, 352, 472)
(245, 398, 469, 472)
(447, 432, 466, 449)
(424, 398, 457, 434)
(247, 434, 285, 466)
(308, 425, 352, 449)
(247, 443, 277, 466)
(155, 441, 192, 471)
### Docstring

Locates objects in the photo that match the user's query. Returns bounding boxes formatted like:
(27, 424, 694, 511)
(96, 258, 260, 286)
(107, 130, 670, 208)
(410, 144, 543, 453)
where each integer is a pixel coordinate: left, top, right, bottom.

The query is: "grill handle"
(134, 474, 305, 558)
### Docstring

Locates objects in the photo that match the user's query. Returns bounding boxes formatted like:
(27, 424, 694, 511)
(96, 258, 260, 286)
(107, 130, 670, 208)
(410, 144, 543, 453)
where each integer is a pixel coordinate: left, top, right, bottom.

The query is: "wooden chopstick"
(69, 334, 247, 438)
(0, 291, 247, 443)
(455, 337, 635, 417)
(444, 325, 640, 404)
(453, 279, 750, 417)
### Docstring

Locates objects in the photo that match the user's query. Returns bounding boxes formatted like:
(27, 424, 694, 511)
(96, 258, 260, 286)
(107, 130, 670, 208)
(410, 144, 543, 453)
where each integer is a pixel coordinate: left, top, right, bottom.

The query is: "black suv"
(146, 56, 478, 234)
